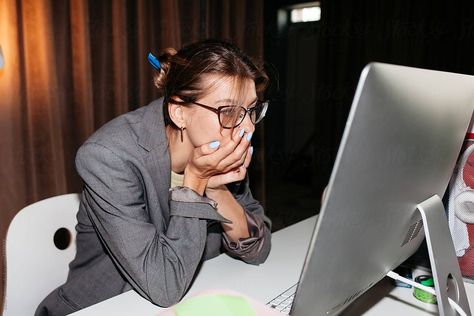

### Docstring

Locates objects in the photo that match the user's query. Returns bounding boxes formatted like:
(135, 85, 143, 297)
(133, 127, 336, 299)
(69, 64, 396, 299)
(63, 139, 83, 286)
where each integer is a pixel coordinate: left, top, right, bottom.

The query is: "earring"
(180, 126, 186, 142)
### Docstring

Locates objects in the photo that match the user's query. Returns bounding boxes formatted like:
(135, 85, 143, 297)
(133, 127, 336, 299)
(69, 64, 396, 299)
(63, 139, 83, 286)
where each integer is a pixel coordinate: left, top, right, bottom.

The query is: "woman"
(36, 39, 272, 315)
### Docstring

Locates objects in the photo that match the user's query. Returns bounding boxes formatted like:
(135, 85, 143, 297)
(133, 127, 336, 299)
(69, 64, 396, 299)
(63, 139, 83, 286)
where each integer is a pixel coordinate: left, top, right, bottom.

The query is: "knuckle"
(230, 151, 241, 161)
(215, 164, 225, 173)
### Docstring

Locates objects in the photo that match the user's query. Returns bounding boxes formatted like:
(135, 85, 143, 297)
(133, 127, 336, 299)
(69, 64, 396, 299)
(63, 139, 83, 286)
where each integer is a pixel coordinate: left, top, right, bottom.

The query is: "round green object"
(413, 275, 437, 304)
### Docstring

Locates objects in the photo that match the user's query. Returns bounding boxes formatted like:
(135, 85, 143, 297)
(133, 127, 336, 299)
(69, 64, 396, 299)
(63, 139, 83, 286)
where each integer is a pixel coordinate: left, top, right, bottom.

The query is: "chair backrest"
(3, 193, 80, 316)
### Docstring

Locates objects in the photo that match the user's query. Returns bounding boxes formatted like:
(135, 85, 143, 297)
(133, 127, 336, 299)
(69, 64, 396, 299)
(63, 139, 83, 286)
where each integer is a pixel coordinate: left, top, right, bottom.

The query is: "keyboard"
(266, 283, 298, 315)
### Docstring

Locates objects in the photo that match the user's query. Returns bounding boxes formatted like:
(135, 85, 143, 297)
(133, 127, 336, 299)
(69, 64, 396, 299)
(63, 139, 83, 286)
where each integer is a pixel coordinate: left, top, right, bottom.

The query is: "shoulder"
(87, 99, 163, 148)
(77, 98, 166, 160)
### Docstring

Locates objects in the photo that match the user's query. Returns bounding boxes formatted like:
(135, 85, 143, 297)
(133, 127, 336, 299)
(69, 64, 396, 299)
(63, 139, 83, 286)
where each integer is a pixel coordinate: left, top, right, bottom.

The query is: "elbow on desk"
(147, 288, 185, 308)
(240, 231, 272, 265)
(143, 273, 189, 308)
(255, 242, 272, 265)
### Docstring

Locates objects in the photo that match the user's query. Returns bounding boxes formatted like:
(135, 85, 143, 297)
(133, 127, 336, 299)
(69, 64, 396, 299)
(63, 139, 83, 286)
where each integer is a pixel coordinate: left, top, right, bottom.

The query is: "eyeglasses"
(169, 97, 269, 129)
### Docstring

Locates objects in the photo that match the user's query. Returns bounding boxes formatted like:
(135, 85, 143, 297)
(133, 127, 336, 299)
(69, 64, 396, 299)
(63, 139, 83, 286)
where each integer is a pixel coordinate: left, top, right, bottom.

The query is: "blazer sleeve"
(76, 142, 227, 308)
(222, 176, 272, 265)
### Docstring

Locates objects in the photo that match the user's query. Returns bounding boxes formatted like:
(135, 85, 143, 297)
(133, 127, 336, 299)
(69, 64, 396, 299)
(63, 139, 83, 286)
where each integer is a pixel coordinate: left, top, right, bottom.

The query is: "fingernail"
(209, 141, 220, 149)
(239, 128, 245, 138)
(246, 132, 253, 141)
(250, 146, 254, 155)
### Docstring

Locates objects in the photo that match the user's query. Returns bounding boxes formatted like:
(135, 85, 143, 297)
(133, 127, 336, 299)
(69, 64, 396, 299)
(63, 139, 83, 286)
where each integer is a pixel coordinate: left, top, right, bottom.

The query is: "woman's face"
(183, 75, 257, 147)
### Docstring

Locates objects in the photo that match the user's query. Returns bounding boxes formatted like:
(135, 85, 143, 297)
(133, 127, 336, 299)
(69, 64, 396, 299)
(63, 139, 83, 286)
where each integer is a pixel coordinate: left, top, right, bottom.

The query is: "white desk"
(72, 216, 474, 315)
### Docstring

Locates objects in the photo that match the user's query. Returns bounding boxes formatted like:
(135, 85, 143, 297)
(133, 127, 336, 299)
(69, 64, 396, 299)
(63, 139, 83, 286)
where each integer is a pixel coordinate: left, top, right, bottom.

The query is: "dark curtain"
(0, 0, 264, 309)
(313, 0, 474, 190)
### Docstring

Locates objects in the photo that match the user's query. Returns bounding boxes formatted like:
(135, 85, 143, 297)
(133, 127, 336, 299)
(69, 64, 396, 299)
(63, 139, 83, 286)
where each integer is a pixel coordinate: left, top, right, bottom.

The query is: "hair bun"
(153, 47, 178, 92)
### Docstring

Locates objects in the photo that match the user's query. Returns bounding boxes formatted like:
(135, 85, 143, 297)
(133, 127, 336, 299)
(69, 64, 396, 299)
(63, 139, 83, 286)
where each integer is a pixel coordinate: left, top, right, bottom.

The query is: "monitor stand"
(417, 195, 471, 316)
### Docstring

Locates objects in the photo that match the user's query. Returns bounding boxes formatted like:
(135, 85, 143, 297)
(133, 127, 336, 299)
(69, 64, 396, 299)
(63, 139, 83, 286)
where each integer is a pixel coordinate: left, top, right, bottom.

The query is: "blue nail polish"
(250, 146, 254, 155)
(209, 141, 220, 149)
(148, 52, 161, 70)
(247, 132, 253, 141)
(239, 128, 245, 137)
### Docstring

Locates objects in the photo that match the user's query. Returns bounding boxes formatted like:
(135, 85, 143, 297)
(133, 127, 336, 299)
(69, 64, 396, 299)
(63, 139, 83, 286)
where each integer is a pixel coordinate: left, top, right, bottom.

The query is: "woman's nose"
(241, 114, 255, 133)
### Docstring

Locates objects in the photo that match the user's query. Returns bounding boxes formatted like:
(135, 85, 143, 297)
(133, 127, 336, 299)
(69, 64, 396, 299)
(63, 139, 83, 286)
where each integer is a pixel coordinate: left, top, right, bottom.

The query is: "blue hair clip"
(148, 52, 161, 70)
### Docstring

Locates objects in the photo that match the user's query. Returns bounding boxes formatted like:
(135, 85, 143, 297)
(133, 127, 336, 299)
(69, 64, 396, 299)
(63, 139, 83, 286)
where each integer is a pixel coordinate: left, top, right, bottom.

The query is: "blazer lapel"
(137, 98, 171, 224)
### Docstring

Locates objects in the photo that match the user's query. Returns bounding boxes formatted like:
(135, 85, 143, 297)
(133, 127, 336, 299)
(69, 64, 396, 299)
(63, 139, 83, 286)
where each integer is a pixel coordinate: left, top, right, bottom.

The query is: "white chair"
(3, 193, 80, 316)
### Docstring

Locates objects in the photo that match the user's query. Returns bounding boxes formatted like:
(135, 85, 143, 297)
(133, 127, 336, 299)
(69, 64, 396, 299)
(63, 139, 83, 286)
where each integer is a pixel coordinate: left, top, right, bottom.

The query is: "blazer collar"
(137, 97, 168, 152)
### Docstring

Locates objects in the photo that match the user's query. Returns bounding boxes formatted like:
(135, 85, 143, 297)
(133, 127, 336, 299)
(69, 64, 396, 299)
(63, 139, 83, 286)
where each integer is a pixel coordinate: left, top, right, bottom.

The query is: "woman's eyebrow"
(214, 98, 258, 106)
(247, 98, 258, 107)
(214, 98, 236, 104)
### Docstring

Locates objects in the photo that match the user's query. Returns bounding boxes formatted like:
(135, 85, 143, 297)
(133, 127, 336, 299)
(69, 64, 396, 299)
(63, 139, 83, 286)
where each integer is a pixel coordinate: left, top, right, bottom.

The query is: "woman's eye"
(222, 107, 238, 116)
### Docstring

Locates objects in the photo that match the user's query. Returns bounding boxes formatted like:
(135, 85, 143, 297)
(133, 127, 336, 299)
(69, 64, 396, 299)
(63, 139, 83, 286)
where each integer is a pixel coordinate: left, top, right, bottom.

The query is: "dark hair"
(153, 39, 269, 128)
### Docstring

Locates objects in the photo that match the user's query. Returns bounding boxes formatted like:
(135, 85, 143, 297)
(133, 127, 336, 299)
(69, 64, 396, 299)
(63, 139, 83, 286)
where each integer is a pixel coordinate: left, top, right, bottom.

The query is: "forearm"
(205, 185, 250, 241)
(81, 189, 205, 307)
(219, 177, 272, 264)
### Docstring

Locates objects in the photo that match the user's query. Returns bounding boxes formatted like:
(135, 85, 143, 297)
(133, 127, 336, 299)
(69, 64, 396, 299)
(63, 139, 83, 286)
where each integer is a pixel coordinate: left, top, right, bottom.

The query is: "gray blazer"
(35, 98, 271, 316)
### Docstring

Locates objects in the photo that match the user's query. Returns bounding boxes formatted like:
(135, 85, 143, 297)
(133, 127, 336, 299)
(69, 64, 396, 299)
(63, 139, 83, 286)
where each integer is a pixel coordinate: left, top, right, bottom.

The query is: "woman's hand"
(205, 145, 253, 241)
(183, 128, 253, 194)
(206, 145, 252, 190)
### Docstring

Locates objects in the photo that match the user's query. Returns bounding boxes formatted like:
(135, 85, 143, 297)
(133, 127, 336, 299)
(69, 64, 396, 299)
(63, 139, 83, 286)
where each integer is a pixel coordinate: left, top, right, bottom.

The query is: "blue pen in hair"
(147, 52, 161, 70)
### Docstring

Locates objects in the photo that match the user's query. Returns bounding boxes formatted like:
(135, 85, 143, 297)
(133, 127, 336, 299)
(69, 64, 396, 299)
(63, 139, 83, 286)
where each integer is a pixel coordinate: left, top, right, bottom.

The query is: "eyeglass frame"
(168, 96, 269, 129)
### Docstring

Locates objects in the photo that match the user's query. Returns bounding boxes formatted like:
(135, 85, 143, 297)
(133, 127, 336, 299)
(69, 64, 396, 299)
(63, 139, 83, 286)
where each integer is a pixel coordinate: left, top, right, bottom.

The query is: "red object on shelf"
(458, 225, 474, 278)
(458, 139, 474, 279)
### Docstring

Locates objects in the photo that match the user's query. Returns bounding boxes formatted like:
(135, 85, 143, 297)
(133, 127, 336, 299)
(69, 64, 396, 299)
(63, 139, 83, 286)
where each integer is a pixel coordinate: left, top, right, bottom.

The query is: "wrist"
(183, 168, 209, 196)
(205, 185, 228, 198)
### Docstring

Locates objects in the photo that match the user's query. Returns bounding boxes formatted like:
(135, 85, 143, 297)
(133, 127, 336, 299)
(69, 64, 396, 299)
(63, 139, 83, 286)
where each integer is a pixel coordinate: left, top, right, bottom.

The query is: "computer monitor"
(291, 63, 474, 315)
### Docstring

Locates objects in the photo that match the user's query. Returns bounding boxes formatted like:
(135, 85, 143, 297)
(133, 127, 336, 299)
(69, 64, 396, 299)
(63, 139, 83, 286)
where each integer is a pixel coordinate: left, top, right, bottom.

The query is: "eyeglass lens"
(219, 102, 267, 128)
